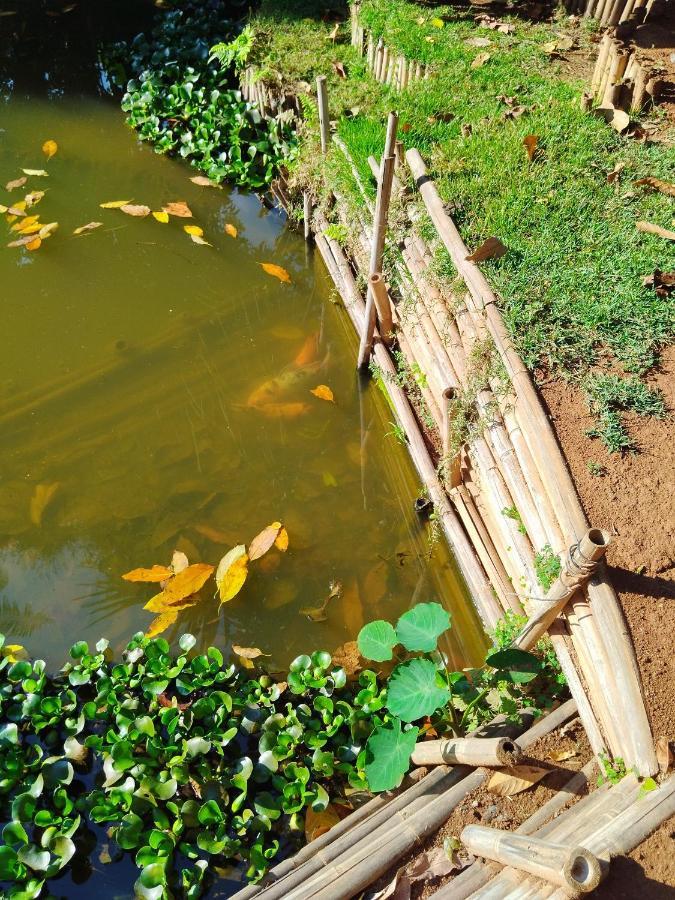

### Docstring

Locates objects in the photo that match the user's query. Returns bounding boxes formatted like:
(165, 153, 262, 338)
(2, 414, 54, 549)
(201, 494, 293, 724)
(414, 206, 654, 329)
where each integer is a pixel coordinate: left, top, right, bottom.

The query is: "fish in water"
(246, 332, 328, 417)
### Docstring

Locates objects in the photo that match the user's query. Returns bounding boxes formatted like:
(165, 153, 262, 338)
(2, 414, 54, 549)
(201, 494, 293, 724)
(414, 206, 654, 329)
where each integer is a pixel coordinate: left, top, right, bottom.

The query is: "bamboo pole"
(380, 45, 389, 83)
(404, 147, 656, 776)
(374, 37, 384, 81)
(412, 736, 522, 767)
(369, 273, 394, 345)
(591, 34, 612, 92)
(512, 529, 611, 649)
(357, 112, 398, 369)
(460, 826, 604, 893)
(303, 192, 312, 242)
(316, 75, 329, 154)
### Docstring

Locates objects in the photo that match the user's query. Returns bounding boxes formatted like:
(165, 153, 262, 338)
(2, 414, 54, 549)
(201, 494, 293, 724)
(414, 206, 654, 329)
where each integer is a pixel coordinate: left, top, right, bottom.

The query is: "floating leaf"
(357, 619, 397, 662)
(1, 644, 26, 663)
(488, 764, 549, 796)
(42, 140, 58, 160)
(160, 563, 214, 605)
(249, 522, 282, 561)
(225, 223, 238, 238)
(634, 177, 675, 198)
(11, 215, 40, 232)
(523, 134, 539, 162)
(171, 550, 189, 574)
(465, 236, 507, 262)
(310, 385, 334, 402)
(216, 545, 249, 606)
(26, 237, 42, 251)
(100, 200, 132, 209)
(163, 201, 193, 218)
(24, 190, 45, 207)
(152, 211, 169, 223)
(364, 718, 418, 792)
(232, 645, 269, 660)
(275, 527, 289, 551)
(22, 169, 49, 177)
(395, 602, 451, 652)
(305, 804, 340, 842)
(144, 594, 196, 614)
(73, 221, 103, 235)
(5, 176, 27, 191)
(471, 52, 491, 69)
(146, 609, 179, 639)
(121, 204, 151, 218)
(29, 483, 59, 526)
(183, 224, 204, 236)
(260, 262, 291, 283)
(386, 658, 450, 722)
(122, 565, 173, 583)
(190, 234, 212, 246)
(38, 221, 58, 239)
(190, 175, 222, 188)
(7, 235, 36, 248)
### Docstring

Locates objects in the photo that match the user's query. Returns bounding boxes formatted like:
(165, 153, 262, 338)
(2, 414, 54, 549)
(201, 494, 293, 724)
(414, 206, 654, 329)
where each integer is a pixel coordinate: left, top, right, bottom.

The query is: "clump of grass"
(502, 505, 527, 535)
(584, 374, 667, 453)
(586, 460, 607, 477)
(534, 544, 561, 591)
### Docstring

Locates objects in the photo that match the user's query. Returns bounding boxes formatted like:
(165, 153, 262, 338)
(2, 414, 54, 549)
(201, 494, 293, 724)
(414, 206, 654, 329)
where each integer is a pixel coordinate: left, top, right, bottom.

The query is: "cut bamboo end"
(460, 826, 605, 893)
(369, 272, 394, 345)
(411, 736, 523, 768)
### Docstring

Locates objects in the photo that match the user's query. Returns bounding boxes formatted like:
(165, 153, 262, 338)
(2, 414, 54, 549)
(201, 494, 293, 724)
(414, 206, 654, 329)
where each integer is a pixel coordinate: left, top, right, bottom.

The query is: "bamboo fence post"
(316, 75, 329, 154)
(374, 37, 384, 81)
(460, 826, 605, 893)
(404, 147, 656, 776)
(591, 34, 612, 92)
(411, 736, 522, 767)
(357, 112, 398, 369)
(369, 273, 394, 345)
(303, 192, 312, 242)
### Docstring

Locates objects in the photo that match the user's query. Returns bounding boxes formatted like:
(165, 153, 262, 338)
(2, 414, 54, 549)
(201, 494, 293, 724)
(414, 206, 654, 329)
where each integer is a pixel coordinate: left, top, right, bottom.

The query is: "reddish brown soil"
(626, 4, 675, 133)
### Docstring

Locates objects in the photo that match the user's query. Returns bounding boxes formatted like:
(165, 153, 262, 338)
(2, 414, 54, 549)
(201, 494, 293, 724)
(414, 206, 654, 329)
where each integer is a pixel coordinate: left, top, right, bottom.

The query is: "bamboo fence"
(350, 2, 429, 90)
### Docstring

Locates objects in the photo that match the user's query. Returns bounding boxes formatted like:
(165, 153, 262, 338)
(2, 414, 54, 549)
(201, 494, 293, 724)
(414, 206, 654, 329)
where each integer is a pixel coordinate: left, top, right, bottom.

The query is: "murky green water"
(0, 4, 487, 676)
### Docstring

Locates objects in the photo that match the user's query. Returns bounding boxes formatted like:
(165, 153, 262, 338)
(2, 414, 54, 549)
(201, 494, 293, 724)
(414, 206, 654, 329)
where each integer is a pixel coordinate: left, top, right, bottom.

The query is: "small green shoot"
(534, 544, 562, 592)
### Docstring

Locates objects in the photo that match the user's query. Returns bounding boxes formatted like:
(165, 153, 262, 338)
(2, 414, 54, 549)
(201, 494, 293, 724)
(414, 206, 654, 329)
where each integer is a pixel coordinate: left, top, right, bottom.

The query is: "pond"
(0, 3, 487, 675)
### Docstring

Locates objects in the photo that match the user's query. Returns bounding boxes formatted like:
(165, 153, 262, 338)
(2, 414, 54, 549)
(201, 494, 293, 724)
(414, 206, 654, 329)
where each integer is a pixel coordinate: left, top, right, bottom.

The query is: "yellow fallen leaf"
(146, 609, 179, 638)
(305, 804, 340, 842)
(160, 563, 214, 605)
(225, 223, 237, 238)
(73, 221, 103, 235)
(122, 565, 173, 583)
(100, 199, 133, 209)
(22, 169, 49, 177)
(275, 527, 289, 552)
(1, 644, 27, 663)
(184, 224, 204, 236)
(260, 262, 291, 283)
(190, 234, 212, 246)
(163, 200, 193, 218)
(144, 594, 197, 613)
(310, 385, 334, 402)
(487, 765, 549, 797)
(232, 645, 270, 659)
(248, 522, 282, 561)
(120, 204, 151, 218)
(152, 211, 169, 223)
(42, 139, 58, 160)
(11, 215, 39, 232)
(38, 222, 58, 239)
(29, 482, 59, 526)
(216, 545, 249, 606)
(190, 175, 222, 189)
(17, 224, 43, 236)
(523, 134, 539, 162)
(26, 237, 42, 251)
(25, 190, 45, 207)
(5, 176, 27, 191)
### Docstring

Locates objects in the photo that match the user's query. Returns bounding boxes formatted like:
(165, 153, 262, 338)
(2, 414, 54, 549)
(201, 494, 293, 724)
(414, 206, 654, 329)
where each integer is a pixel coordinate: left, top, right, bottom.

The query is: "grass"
(250, 0, 674, 446)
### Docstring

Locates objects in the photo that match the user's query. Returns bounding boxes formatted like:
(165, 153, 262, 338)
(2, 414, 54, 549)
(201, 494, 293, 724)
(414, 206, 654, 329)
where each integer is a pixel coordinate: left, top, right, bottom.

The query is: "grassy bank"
(248, 0, 674, 451)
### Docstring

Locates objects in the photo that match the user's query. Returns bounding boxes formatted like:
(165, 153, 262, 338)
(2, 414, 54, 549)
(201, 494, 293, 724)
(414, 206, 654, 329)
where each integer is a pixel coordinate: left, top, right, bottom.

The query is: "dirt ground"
(626, 2, 675, 133)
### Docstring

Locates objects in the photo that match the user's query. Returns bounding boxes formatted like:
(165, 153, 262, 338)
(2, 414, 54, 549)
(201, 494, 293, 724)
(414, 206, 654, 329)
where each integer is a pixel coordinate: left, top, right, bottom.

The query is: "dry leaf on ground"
(225, 223, 237, 238)
(122, 565, 173, 583)
(523, 134, 539, 162)
(310, 385, 334, 402)
(42, 139, 58, 160)
(466, 236, 507, 262)
(260, 262, 291, 283)
(163, 200, 193, 218)
(216, 545, 249, 606)
(332, 61, 347, 78)
(637, 221, 675, 242)
(121, 204, 151, 217)
(548, 749, 577, 762)
(249, 522, 283, 561)
(305, 804, 340, 843)
(488, 764, 549, 796)
(471, 52, 491, 68)
(73, 222, 103, 235)
(656, 737, 673, 774)
(634, 177, 675, 198)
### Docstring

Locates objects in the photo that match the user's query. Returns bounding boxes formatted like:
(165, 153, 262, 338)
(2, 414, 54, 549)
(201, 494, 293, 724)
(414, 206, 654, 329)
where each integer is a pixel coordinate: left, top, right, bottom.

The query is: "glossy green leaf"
(386, 658, 451, 722)
(357, 620, 397, 662)
(395, 602, 451, 652)
(364, 718, 418, 792)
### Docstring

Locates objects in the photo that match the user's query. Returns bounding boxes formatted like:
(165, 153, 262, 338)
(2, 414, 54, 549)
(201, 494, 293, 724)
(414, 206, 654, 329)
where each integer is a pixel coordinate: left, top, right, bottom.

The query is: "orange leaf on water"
(184, 224, 204, 236)
(161, 563, 215, 604)
(310, 385, 334, 402)
(122, 565, 174, 583)
(216, 545, 249, 606)
(163, 201, 193, 218)
(42, 139, 58, 160)
(26, 237, 42, 251)
(275, 527, 289, 552)
(260, 262, 291, 283)
(225, 223, 237, 238)
(249, 522, 282, 561)
(146, 609, 179, 639)
(121, 204, 151, 218)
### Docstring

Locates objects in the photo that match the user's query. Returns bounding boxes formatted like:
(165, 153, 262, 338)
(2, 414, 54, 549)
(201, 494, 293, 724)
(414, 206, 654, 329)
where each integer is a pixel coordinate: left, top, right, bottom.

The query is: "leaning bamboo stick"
(405, 147, 656, 776)
(512, 529, 611, 649)
(412, 736, 522, 767)
(460, 826, 605, 894)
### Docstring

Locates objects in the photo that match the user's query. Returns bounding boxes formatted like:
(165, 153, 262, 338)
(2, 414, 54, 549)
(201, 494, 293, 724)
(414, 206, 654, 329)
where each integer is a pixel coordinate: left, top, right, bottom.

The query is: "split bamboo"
(411, 736, 522, 768)
(316, 75, 329, 154)
(460, 826, 605, 893)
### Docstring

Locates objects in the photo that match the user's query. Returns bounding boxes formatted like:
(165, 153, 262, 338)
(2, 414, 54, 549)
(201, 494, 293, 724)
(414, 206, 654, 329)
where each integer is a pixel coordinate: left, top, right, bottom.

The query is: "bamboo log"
(512, 529, 611, 649)
(631, 64, 648, 110)
(380, 45, 389, 83)
(357, 112, 398, 369)
(374, 37, 384, 81)
(369, 273, 394, 345)
(591, 34, 612, 92)
(405, 147, 656, 776)
(316, 75, 329, 154)
(412, 736, 522, 768)
(461, 826, 604, 893)
(303, 192, 311, 241)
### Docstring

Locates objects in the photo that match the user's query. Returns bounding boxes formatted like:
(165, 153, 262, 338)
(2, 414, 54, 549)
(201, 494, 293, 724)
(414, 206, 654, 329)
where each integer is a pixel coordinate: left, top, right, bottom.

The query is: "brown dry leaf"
(190, 234, 212, 246)
(171, 550, 189, 574)
(310, 384, 334, 402)
(274, 527, 289, 551)
(216, 545, 249, 606)
(6, 176, 27, 191)
(163, 201, 193, 218)
(146, 608, 179, 638)
(330, 640, 362, 676)
(225, 223, 238, 238)
(656, 737, 673, 774)
(100, 199, 132, 209)
(606, 163, 626, 184)
(152, 211, 169, 223)
(634, 177, 675, 198)
(73, 221, 103, 235)
(523, 134, 539, 162)
(488, 764, 549, 796)
(465, 236, 507, 262)
(121, 204, 151, 218)
(305, 804, 340, 843)
(29, 482, 60, 526)
(232, 645, 270, 660)
(184, 224, 204, 236)
(471, 52, 491, 69)
(260, 262, 291, 283)
(249, 521, 283, 561)
(7, 234, 37, 248)
(637, 221, 675, 241)
(42, 139, 58, 160)
(548, 749, 577, 762)
(465, 37, 491, 47)
(25, 190, 45, 207)
(189, 175, 222, 189)
(542, 40, 558, 54)
(332, 61, 347, 79)
(122, 565, 173, 583)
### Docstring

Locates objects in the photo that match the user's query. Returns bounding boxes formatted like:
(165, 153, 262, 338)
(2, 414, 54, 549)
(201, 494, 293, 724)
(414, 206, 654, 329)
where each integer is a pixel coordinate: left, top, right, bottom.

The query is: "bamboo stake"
(412, 736, 522, 767)
(316, 75, 329, 154)
(369, 273, 394, 345)
(357, 112, 398, 369)
(303, 192, 311, 242)
(591, 34, 612, 92)
(374, 37, 384, 81)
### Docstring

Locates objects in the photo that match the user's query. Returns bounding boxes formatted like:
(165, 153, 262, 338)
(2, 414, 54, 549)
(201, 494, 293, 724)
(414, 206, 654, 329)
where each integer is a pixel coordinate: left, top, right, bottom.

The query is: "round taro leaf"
(485, 648, 543, 684)
(386, 658, 451, 722)
(364, 718, 418, 792)
(357, 620, 397, 662)
(395, 602, 451, 652)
